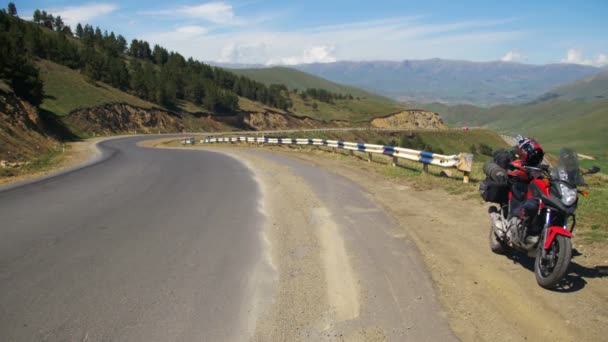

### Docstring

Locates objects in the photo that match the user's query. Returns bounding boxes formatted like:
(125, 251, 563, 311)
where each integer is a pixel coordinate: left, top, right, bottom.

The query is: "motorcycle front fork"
(540, 209, 552, 258)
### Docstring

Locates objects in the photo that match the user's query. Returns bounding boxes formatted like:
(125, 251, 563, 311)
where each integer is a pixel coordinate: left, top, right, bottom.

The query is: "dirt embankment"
(370, 110, 445, 129)
(66, 103, 348, 134)
(243, 111, 348, 131)
(65, 103, 187, 135)
(0, 90, 60, 163)
(242, 109, 446, 131)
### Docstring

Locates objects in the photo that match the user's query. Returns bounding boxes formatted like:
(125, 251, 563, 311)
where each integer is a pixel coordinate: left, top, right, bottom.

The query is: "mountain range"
(290, 59, 603, 106)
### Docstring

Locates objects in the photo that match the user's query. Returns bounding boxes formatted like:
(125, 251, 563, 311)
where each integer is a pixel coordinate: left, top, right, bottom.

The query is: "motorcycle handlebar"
(524, 165, 550, 172)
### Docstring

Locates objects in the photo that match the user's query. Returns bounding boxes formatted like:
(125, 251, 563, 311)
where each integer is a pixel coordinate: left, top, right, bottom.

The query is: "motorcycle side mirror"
(585, 166, 601, 175)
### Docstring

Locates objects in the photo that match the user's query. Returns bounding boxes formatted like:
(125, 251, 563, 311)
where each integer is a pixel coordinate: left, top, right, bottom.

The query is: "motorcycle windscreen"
(553, 148, 585, 185)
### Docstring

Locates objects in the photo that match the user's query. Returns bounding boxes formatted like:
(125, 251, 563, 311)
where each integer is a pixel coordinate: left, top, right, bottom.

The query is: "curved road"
(0, 136, 455, 341)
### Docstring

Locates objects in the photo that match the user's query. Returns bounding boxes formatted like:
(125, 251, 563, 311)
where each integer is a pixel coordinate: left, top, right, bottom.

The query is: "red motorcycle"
(481, 148, 600, 289)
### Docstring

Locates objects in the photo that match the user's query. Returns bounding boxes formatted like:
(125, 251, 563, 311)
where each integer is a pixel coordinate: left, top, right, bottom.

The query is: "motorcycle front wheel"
(534, 235, 572, 289)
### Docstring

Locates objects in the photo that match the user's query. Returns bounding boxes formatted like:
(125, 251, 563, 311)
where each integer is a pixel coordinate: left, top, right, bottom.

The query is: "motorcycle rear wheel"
(489, 226, 506, 254)
(534, 235, 572, 289)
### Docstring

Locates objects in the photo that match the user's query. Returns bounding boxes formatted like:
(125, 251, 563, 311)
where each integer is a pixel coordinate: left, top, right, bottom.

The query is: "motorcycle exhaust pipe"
(488, 206, 504, 232)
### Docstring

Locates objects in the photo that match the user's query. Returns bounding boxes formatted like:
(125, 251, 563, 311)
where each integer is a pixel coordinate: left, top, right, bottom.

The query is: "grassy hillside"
(288, 93, 404, 122)
(412, 103, 491, 127)
(546, 71, 608, 102)
(230, 67, 391, 102)
(230, 66, 406, 122)
(425, 73, 608, 156)
(38, 59, 157, 116)
(432, 99, 607, 155)
(37, 58, 404, 125)
(490, 99, 607, 154)
(37, 59, 281, 117)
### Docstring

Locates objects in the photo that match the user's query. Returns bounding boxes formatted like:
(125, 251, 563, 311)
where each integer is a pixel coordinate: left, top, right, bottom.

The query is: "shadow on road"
(504, 249, 608, 293)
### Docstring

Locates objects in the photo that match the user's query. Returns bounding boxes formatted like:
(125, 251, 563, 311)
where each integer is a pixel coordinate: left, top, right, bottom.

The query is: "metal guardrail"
(201, 136, 475, 183)
(181, 137, 196, 145)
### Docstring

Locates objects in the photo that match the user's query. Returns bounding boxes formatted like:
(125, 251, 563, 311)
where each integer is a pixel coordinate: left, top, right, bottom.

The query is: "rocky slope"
(64, 102, 351, 134)
(0, 89, 60, 163)
(242, 111, 348, 130)
(65, 103, 187, 135)
(370, 110, 445, 129)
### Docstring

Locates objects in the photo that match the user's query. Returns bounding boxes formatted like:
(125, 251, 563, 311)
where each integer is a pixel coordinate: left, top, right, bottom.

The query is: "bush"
(0, 168, 17, 177)
(478, 143, 493, 156)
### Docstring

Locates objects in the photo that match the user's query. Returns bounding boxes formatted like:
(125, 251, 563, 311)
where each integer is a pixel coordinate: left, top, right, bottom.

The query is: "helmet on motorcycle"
(516, 137, 544, 167)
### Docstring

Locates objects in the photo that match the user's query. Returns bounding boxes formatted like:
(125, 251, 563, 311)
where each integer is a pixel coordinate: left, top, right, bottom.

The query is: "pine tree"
(41, 11, 54, 30)
(75, 23, 84, 38)
(129, 39, 142, 58)
(54, 16, 64, 32)
(62, 25, 72, 36)
(153, 45, 168, 65)
(7, 2, 17, 16)
(0, 17, 44, 105)
(141, 41, 152, 60)
(116, 35, 127, 53)
(94, 27, 102, 43)
(33, 9, 41, 23)
(130, 60, 147, 98)
(142, 62, 157, 101)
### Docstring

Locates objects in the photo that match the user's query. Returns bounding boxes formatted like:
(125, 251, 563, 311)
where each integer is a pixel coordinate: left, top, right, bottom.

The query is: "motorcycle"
(481, 148, 600, 289)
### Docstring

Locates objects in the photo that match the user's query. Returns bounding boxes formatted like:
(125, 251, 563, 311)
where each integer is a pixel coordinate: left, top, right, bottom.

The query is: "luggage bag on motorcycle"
(479, 179, 509, 203)
(479, 161, 509, 203)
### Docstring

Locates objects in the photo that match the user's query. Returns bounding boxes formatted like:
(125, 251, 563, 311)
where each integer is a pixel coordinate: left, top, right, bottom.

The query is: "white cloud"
(594, 53, 608, 66)
(49, 3, 118, 26)
(562, 49, 590, 64)
(176, 25, 208, 35)
(143, 2, 238, 25)
(142, 16, 523, 65)
(501, 51, 527, 62)
(146, 25, 208, 43)
(561, 49, 608, 67)
(219, 43, 269, 63)
(267, 46, 337, 65)
(176, 2, 234, 24)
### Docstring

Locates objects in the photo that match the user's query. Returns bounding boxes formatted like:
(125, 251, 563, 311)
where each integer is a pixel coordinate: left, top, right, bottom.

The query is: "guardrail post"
(392, 156, 398, 167)
(349, 150, 354, 156)
(456, 153, 474, 184)
(367, 152, 372, 163)
(423, 163, 429, 173)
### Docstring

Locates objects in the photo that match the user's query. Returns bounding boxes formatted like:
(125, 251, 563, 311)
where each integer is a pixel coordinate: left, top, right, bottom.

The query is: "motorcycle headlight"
(559, 183, 577, 206)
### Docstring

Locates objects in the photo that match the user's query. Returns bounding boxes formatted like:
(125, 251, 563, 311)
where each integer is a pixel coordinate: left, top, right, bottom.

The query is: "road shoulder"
(0, 138, 105, 188)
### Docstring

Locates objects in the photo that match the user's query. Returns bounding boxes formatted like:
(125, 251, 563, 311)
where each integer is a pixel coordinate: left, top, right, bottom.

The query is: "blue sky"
(11, 0, 608, 66)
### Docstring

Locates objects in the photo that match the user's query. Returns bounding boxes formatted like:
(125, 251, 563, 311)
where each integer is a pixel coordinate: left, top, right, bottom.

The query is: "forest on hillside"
(0, 3, 292, 114)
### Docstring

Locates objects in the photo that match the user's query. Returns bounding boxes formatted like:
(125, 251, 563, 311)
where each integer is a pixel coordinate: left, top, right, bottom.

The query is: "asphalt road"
(0, 137, 455, 341)
(0, 137, 266, 341)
